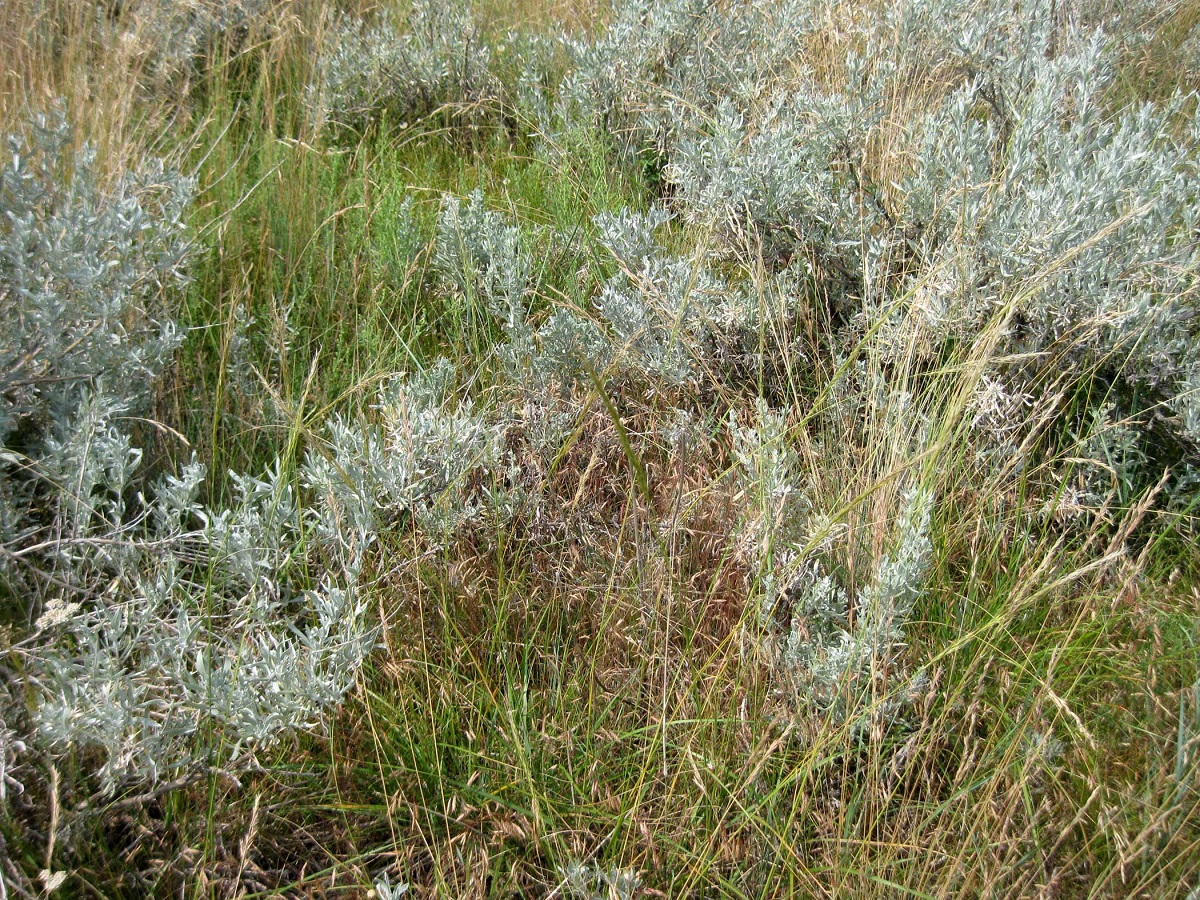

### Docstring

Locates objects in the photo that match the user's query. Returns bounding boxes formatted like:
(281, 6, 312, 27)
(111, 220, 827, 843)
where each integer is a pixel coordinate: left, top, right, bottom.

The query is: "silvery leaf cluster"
(313, 0, 495, 134)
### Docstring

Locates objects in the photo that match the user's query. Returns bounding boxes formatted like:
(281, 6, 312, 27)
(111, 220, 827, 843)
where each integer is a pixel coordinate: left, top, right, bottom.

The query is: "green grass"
(173, 98, 649, 489)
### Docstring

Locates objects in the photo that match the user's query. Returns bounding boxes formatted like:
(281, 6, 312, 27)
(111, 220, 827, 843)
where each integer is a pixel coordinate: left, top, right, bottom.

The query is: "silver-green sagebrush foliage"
(8, 0, 1200, 802)
(562, 0, 1200, 500)
(303, 358, 508, 545)
(123, 0, 279, 96)
(1, 109, 190, 589)
(4, 0, 1200, 892)
(731, 400, 934, 727)
(313, 0, 495, 134)
(1, 110, 372, 796)
(0, 110, 189, 449)
(434, 189, 529, 327)
(35, 458, 373, 793)
(559, 859, 642, 900)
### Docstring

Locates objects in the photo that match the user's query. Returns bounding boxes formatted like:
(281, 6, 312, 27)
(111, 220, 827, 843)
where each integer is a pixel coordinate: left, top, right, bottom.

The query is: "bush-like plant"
(434, 189, 529, 325)
(1, 109, 190, 583)
(1, 108, 372, 797)
(312, 0, 495, 135)
(127, 0, 278, 95)
(303, 358, 507, 546)
(35, 457, 373, 793)
(562, 0, 1200, 496)
(731, 397, 933, 728)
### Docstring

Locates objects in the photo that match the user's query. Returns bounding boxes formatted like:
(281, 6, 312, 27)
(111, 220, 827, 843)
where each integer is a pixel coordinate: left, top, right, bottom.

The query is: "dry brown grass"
(478, 0, 611, 35)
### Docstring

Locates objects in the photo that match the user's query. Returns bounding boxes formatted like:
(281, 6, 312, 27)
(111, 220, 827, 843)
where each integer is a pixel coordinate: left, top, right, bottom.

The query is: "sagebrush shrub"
(303, 359, 508, 546)
(559, 859, 642, 900)
(0, 110, 190, 431)
(35, 458, 373, 792)
(92, 0, 281, 99)
(9, 0, 1197, 864)
(435, 189, 529, 326)
(778, 488, 933, 728)
(731, 398, 934, 728)
(1, 109, 372, 795)
(1, 109, 190, 573)
(562, 0, 1200, 494)
(313, 0, 496, 135)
